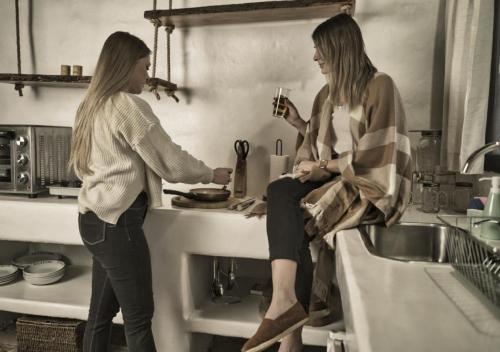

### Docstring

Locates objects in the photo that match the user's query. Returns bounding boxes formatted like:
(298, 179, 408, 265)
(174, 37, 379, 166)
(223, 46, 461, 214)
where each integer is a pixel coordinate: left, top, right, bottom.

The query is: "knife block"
(233, 158, 247, 198)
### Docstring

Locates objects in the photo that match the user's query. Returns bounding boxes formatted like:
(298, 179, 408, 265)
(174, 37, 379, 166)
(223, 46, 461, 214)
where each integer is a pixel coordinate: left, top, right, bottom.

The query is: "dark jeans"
(78, 192, 156, 352)
(267, 177, 325, 311)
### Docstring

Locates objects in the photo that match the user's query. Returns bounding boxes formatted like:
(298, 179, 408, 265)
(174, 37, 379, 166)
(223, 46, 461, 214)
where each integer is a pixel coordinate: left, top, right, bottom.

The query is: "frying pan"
(163, 187, 231, 202)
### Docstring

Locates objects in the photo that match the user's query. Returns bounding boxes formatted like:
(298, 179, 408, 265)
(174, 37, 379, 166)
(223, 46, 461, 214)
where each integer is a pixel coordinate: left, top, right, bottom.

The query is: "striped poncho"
(295, 73, 412, 301)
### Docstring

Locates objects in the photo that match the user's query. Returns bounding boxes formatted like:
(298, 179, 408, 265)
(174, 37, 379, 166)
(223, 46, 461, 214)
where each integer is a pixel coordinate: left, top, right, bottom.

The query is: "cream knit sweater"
(77, 92, 214, 224)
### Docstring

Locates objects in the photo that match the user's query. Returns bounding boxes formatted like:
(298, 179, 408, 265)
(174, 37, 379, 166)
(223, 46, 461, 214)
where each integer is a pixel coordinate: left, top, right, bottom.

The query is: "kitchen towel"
(269, 154, 289, 183)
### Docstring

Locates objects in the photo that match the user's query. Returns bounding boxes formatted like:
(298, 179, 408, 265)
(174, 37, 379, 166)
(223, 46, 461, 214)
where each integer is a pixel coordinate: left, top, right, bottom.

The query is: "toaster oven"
(0, 125, 74, 197)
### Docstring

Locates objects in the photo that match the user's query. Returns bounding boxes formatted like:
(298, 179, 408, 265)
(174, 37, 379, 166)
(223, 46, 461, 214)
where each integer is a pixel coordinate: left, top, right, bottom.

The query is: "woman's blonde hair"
(69, 31, 151, 176)
(313, 14, 377, 106)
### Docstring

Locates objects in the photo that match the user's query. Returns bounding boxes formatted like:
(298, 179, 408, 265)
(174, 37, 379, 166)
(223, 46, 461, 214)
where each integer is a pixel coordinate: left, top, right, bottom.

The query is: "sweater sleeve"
(133, 124, 214, 184)
(115, 93, 213, 184)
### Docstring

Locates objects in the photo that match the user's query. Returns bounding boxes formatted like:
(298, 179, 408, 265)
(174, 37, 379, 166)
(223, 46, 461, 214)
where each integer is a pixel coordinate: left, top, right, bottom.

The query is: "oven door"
(0, 130, 15, 189)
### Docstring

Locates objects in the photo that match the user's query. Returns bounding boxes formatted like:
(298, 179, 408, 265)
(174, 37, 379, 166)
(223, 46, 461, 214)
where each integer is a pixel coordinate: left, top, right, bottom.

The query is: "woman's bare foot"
(278, 328, 303, 352)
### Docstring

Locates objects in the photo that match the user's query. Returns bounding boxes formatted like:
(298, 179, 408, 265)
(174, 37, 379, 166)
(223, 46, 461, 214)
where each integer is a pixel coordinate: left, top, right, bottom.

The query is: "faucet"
(461, 141, 500, 173)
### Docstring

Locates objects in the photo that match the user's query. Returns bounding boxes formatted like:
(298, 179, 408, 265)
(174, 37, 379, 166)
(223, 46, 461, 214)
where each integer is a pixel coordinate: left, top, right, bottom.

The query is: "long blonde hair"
(69, 31, 151, 176)
(313, 14, 377, 106)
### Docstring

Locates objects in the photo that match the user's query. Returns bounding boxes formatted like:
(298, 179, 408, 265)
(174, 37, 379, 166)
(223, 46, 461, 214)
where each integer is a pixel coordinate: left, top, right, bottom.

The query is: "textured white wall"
(0, 0, 445, 196)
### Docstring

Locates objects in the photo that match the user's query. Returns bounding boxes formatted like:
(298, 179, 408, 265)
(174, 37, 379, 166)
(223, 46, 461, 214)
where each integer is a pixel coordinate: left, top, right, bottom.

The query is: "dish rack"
(437, 214, 500, 309)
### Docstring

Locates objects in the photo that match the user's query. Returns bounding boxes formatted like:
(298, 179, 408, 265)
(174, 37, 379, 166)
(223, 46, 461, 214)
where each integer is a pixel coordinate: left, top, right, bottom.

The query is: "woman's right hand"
(273, 98, 306, 135)
(212, 168, 233, 185)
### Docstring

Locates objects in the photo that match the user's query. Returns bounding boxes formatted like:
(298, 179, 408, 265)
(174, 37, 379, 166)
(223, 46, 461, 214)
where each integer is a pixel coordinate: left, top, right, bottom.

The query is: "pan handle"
(163, 189, 195, 200)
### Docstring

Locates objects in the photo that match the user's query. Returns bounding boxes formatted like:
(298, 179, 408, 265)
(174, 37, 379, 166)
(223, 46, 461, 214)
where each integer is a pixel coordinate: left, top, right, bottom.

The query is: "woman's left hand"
(296, 161, 317, 174)
(295, 161, 330, 183)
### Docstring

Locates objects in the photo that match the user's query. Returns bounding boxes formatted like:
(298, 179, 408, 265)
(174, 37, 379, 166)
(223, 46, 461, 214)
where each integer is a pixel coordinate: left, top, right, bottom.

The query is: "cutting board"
(171, 196, 239, 209)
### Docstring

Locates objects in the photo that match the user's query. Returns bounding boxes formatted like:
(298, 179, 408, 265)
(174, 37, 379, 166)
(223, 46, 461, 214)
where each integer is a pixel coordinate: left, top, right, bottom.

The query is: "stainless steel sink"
(359, 222, 450, 263)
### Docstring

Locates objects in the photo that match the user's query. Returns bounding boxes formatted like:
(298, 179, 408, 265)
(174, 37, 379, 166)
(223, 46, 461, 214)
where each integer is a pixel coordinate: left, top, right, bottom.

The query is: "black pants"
(78, 192, 156, 352)
(267, 177, 325, 311)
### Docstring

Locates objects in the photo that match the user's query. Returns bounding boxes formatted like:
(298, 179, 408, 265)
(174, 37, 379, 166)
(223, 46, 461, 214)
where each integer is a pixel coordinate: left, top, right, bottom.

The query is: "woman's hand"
(295, 160, 317, 174)
(295, 161, 331, 183)
(296, 167, 331, 183)
(212, 168, 233, 185)
(273, 98, 307, 135)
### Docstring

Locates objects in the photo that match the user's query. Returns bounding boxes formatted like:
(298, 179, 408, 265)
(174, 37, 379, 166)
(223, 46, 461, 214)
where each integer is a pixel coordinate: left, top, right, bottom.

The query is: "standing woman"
(243, 14, 411, 352)
(69, 31, 232, 352)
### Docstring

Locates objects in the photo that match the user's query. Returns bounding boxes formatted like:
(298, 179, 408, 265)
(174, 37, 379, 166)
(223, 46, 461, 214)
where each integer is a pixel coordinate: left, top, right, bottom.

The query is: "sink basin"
(359, 222, 450, 263)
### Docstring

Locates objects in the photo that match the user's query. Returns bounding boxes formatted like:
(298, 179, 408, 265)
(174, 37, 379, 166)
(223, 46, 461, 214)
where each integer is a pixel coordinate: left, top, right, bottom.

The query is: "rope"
(149, 0, 178, 102)
(15, 0, 21, 75)
(165, 25, 173, 82)
(165, 0, 178, 102)
(14, 0, 23, 96)
(150, 0, 160, 100)
(167, 0, 172, 81)
(152, 23, 159, 79)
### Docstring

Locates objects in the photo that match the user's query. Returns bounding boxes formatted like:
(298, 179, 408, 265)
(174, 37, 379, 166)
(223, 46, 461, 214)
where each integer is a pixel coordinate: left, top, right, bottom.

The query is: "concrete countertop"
(1, 195, 499, 351)
(336, 207, 500, 352)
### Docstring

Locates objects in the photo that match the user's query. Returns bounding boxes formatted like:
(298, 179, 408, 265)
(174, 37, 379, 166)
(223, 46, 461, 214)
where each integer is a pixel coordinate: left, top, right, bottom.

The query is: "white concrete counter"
(336, 228, 500, 352)
(0, 195, 499, 351)
(0, 194, 336, 350)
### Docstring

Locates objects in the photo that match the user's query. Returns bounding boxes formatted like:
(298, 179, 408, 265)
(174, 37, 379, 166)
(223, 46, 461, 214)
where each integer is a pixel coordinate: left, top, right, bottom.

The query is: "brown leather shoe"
(242, 302, 309, 352)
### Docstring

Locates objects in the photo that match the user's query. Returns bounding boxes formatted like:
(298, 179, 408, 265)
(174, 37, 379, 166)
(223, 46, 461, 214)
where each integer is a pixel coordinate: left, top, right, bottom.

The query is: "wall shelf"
(0, 74, 91, 88)
(0, 265, 123, 323)
(147, 77, 177, 92)
(0, 74, 177, 92)
(144, 0, 354, 27)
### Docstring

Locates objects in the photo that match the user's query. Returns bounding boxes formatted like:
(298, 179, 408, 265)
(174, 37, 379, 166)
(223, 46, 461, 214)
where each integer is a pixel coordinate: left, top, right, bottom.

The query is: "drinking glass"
(273, 87, 291, 118)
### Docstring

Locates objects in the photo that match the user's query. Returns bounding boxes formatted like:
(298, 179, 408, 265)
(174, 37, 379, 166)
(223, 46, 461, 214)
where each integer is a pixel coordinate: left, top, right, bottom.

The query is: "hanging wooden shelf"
(0, 73, 91, 88)
(144, 0, 354, 27)
(0, 74, 177, 92)
(147, 77, 177, 92)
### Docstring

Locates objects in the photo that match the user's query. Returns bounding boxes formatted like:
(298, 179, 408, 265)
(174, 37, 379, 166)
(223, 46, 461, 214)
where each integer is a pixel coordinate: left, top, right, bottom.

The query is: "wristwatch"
(319, 159, 328, 170)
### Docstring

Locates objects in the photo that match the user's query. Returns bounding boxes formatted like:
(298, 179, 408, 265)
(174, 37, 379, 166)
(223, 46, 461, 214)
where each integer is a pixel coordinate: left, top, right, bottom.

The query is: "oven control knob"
(17, 172, 29, 185)
(15, 136, 28, 148)
(17, 154, 29, 166)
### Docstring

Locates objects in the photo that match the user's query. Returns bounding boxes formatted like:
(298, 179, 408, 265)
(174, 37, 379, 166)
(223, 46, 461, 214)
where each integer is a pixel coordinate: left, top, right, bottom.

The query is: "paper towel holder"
(276, 139, 283, 156)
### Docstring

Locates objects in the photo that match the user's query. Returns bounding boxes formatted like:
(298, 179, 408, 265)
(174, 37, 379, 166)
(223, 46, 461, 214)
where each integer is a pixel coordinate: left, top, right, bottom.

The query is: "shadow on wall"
(429, 0, 446, 129)
(180, 26, 193, 104)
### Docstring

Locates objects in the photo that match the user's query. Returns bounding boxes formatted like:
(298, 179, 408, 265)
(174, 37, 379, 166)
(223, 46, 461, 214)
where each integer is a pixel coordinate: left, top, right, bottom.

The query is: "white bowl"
(12, 252, 62, 269)
(24, 272, 64, 286)
(23, 260, 66, 277)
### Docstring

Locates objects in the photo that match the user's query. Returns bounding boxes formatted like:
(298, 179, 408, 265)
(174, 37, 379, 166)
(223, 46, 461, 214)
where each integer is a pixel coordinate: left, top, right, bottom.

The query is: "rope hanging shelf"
(0, 0, 92, 94)
(148, 0, 179, 102)
(0, 74, 175, 91)
(1, 0, 177, 99)
(144, 0, 355, 27)
(144, 0, 354, 102)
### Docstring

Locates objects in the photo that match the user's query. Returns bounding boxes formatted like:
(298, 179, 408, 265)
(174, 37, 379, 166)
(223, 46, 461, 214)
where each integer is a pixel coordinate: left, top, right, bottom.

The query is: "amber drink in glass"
(273, 87, 291, 118)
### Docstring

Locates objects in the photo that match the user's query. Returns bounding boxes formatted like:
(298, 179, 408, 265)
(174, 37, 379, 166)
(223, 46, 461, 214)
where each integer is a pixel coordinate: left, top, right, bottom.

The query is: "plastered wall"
(0, 0, 445, 196)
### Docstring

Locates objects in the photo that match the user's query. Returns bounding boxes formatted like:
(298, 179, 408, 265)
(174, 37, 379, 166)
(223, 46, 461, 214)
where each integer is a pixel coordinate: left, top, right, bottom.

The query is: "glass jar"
(416, 130, 442, 175)
(454, 182, 473, 213)
(422, 182, 447, 213)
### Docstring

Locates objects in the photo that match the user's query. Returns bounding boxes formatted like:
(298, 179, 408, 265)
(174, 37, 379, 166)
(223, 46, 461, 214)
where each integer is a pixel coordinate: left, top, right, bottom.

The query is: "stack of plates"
(0, 265, 19, 285)
(23, 260, 66, 286)
(12, 252, 62, 269)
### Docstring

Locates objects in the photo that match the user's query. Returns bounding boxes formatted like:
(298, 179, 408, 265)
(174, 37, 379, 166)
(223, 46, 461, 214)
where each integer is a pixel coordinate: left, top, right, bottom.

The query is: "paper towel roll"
(269, 155, 289, 183)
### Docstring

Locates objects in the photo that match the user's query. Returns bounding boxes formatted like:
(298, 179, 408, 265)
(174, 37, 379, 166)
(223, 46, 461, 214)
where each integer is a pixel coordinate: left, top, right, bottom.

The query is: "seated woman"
(243, 14, 412, 352)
